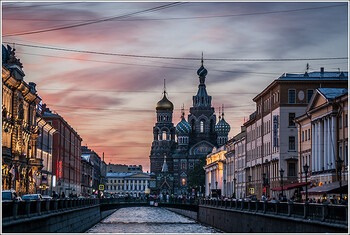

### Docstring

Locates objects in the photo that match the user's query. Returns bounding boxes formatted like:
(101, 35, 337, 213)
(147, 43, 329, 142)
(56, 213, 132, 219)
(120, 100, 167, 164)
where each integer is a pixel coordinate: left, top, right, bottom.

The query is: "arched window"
(200, 120, 204, 133)
(191, 119, 195, 132)
(162, 131, 167, 140)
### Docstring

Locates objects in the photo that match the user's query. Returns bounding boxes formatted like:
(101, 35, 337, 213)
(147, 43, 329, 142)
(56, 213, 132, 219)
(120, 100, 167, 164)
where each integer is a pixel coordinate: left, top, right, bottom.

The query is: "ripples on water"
(86, 206, 219, 233)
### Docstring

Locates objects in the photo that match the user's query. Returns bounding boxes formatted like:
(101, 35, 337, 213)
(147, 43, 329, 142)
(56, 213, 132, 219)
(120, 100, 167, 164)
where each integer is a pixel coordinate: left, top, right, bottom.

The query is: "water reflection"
(87, 206, 219, 233)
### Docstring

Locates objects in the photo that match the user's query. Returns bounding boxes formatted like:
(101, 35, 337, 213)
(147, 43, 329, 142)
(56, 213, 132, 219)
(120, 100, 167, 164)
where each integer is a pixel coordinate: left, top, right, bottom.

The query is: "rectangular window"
(302, 131, 304, 142)
(289, 136, 295, 150)
(288, 89, 296, 103)
(182, 163, 186, 169)
(308, 129, 310, 140)
(307, 89, 314, 103)
(345, 114, 348, 127)
(339, 116, 342, 129)
(345, 144, 348, 167)
(288, 163, 296, 177)
(289, 113, 296, 126)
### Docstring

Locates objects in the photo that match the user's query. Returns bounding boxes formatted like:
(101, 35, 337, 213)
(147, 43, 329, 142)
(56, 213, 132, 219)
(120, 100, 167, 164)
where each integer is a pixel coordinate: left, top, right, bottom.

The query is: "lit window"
(182, 178, 186, 185)
(200, 121, 204, 133)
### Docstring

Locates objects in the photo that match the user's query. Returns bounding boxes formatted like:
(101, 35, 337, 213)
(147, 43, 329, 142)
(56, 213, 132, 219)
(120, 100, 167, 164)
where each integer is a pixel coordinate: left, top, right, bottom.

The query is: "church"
(149, 57, 231, 195)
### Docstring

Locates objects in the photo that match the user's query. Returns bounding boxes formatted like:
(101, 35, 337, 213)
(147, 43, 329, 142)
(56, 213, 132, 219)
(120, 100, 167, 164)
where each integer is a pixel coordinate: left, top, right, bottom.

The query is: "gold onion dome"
(156, 94, 174, 111)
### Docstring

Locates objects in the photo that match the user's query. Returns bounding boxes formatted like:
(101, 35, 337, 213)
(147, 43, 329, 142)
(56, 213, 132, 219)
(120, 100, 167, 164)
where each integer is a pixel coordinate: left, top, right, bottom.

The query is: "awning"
(271, 182, 310, 191)
(301, 181, 348, 195)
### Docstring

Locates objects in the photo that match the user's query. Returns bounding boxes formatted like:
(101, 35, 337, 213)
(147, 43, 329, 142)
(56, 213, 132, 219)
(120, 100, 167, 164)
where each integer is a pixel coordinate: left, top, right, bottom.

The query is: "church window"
(191, 119, 196, 131)
(200, 120, 204, 133)
(182, 163, 186, 169)
(162, 131, 167, 140)
(182, 178, 186, 185)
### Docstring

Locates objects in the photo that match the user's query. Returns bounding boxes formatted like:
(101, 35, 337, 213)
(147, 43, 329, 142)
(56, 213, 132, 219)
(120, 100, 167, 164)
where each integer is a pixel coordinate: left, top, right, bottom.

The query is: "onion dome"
(197, 52, 208, 77)
(156, 93, 174, 111)
(176, 117, 191, 135)
(215, 117, 230, 135)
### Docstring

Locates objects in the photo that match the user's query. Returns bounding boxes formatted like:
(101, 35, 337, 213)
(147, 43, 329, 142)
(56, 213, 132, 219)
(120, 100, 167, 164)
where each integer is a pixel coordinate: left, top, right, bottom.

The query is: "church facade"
(149, 59, 230, 195)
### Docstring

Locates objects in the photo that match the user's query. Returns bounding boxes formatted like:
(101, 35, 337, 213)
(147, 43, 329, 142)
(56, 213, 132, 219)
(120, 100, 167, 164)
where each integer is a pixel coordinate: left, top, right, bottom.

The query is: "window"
(289, 136, 295, 150)
(339, 116, 342, 129)
(200, 120, 204, 133)
(307, 89, 314, 103)
(345, 144, 348, 167)
(345, 114, 348, 127)
(288, 89, 296, 103)
(308, 129, 310, 140)
(162, 131, 167, 140)
(288, 163, 296, 177)
(182, 178, 186, 185)
(182, 163, 186, 169)
(289, 113, 296, 126)
(302, 131, 304, 142)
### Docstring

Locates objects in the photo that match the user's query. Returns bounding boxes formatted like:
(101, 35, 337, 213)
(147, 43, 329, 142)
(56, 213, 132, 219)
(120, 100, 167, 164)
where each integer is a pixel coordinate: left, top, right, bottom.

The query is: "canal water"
(86, 206, 219, 233)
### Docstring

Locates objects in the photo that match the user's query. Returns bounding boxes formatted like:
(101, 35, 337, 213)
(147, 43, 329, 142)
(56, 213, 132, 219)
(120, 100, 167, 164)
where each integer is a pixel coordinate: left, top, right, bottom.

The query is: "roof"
(106, 172, 151, 178)
(318, 88, 348, 100)
(279, 71, 347, 81)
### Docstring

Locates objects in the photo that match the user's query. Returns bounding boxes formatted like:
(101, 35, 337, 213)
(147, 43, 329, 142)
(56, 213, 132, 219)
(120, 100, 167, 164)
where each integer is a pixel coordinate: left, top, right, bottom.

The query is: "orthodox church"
(149, 57, 230, 195)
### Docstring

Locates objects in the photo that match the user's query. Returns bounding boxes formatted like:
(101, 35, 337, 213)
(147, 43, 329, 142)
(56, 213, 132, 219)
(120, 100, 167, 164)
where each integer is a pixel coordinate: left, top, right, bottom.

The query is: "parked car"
(22, 194, 42, 201)
(2, 190, 21, 202)
(42, 195, 52, 200)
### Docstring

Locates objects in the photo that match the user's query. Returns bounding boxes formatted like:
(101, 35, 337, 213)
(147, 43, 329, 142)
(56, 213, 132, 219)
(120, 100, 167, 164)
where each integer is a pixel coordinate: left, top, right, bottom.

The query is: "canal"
(86, 206, 220, 233)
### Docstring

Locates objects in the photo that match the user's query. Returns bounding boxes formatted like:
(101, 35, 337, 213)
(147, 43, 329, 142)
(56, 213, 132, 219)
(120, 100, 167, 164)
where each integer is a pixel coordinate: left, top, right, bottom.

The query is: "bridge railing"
(199, 199, 348, 225)
(2, 198, 100, 222)
(100, 197, 198, 205)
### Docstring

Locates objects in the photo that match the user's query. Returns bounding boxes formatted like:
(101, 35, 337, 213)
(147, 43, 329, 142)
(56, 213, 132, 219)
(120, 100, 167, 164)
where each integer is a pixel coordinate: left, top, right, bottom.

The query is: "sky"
(2, 1, 348, 172)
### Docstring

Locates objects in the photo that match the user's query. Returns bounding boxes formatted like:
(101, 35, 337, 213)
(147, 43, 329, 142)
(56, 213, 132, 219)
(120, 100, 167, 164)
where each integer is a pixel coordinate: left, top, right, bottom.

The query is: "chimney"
(320, 67, 324, 74)
(41, 103, 47, 114)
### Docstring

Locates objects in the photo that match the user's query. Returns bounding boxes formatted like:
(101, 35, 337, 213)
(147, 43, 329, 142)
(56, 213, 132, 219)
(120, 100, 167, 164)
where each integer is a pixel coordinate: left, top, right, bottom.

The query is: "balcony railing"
(199, 199, 348, 225)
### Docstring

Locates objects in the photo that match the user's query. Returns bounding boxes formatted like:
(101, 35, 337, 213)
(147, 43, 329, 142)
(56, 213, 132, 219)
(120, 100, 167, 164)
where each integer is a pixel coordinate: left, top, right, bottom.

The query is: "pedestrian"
(61, 191, 65, 199)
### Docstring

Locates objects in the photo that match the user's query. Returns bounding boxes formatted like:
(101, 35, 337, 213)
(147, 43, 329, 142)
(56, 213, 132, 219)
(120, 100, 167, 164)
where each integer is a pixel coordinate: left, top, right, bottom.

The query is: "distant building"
(107, 163, 143, 173)
(225, 126, 246, 198)
(105, 172, 151, 196)
(42, 105, 82, 196)
(2, 44, 42, 195)
(81, 154, 93, 196)
(295, 88, 348, 189)
(244, 68, 348, 199)
(204, 145, 227, 197)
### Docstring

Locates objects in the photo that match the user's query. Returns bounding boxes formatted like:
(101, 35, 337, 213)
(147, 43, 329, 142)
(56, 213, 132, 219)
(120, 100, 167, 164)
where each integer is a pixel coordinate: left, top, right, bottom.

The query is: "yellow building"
(204, 146, 226, 197)
(296, 88, 348, 188)
(2, 45, 42, 195)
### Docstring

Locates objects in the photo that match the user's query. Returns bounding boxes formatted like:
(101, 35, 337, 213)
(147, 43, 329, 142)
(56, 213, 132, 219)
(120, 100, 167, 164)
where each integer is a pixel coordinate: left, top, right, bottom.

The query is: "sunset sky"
(2, 1, 348, 172)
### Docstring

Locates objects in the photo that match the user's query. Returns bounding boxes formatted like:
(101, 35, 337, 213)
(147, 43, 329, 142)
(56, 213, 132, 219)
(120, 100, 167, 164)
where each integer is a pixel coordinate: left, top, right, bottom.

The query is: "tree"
(187, 155, 206, 191)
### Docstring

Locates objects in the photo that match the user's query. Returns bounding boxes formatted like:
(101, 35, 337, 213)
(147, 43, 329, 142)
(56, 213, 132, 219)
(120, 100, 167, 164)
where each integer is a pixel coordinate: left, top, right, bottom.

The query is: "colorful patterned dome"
(156, 94, 174, 111)
(215, 117, 230, 135)
(176, 117, 191, 135)
(197, 65, 208, 77)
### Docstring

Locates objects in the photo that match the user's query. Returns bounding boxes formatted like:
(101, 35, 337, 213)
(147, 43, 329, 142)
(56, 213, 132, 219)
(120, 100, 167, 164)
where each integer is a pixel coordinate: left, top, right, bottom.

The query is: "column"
(145, 180, 148, 189)
(132, 180, 135, 191)
(124, 179, 126, 190)
(312, 123, 315, 172)
(331, 116, 336, 168)
(320, 120, 324, 171)
(327, 117, 332, 169)
(323, 119, 328, 170)
(315, 122, 318, 172)
(128, 180, 131, 191)
(140, 180, 143, 191)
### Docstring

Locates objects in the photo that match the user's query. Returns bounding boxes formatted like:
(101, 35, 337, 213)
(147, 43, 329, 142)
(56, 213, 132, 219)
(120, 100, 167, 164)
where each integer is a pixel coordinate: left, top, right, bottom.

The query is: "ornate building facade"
(150, 59, 230, 195)
(2, 45, 42, 195)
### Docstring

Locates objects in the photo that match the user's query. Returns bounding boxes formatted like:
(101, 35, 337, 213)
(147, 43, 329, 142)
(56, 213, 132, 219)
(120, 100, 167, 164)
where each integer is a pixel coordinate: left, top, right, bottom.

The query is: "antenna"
(218, 107, 221, 121)
(222, 104, 225, 118)
(201, 51, 204, 66)
(181, 104, 185, 118)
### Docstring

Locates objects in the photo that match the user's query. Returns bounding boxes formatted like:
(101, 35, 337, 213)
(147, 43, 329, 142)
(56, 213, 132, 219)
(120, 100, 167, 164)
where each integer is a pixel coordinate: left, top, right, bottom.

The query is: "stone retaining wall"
(165, 207, 198, 220)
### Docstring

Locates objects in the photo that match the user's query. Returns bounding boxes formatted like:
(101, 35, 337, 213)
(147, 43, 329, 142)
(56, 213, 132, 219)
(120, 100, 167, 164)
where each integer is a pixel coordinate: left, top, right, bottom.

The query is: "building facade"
(36, 118, 56, 196)
(295, 88, 348, 188)
(105, 172, 151, 196)
(204, 145, 227, 197)
(42, 105, 82, 196)
(150, 59, 230, 195)
(244, 68, 348, 199)
(2, 44, 42, 195)
(81, 154, 93, 196)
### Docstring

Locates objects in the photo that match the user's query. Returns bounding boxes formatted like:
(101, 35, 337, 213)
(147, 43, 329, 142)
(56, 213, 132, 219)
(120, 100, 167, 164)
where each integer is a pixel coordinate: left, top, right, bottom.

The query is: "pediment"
(306, 90, 328, 112)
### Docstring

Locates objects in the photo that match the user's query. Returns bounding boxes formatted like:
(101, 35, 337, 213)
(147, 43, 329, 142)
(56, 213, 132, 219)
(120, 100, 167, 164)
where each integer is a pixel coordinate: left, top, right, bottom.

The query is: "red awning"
(271, 182, 310, 191)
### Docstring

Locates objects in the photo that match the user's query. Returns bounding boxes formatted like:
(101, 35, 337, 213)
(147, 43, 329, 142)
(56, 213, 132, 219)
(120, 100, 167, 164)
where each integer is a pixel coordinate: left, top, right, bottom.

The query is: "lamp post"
(336, 158, 343, 199)
(233, 178, 236, 199)
(223, 179, 226, 197)
(248, 175, 252, 196)
(262, 172, 266, 197)
(280, 168, 284, 201)
(215, 181, 218, 189)
(303, 164, 309, 202)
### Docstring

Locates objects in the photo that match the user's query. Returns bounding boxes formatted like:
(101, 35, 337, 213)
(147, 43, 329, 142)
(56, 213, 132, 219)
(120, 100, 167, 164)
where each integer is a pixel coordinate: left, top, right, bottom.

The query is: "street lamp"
(303, 164, 309, 202)
(262, 172, 266, 197)
(233, 178, 236, 199)
(248, 175, 252, 196)
(336, 158, 343, 199)
(223, 179, 226, 197)
(280, 168, 284, 201)
(215, 181, 218, 189)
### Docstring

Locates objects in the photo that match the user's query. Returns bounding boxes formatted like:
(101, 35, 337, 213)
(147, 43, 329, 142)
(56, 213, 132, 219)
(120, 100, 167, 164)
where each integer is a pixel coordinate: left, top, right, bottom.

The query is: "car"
(2, 190, 21, 202)
(22, 194, 42, 201)
(42, 195, 52, 200)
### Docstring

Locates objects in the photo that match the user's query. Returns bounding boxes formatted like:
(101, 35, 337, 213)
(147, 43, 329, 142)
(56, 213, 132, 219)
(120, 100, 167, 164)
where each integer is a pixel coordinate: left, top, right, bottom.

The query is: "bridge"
(2, 198, 347, 233)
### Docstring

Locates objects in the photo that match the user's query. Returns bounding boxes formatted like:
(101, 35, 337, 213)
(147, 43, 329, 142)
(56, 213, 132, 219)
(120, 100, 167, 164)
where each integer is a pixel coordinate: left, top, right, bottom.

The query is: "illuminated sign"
(99, 185, 104, 190)
(58, 161, 62, 178)
(52, 175, 56, 187)
(249, 188, 255, 194)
